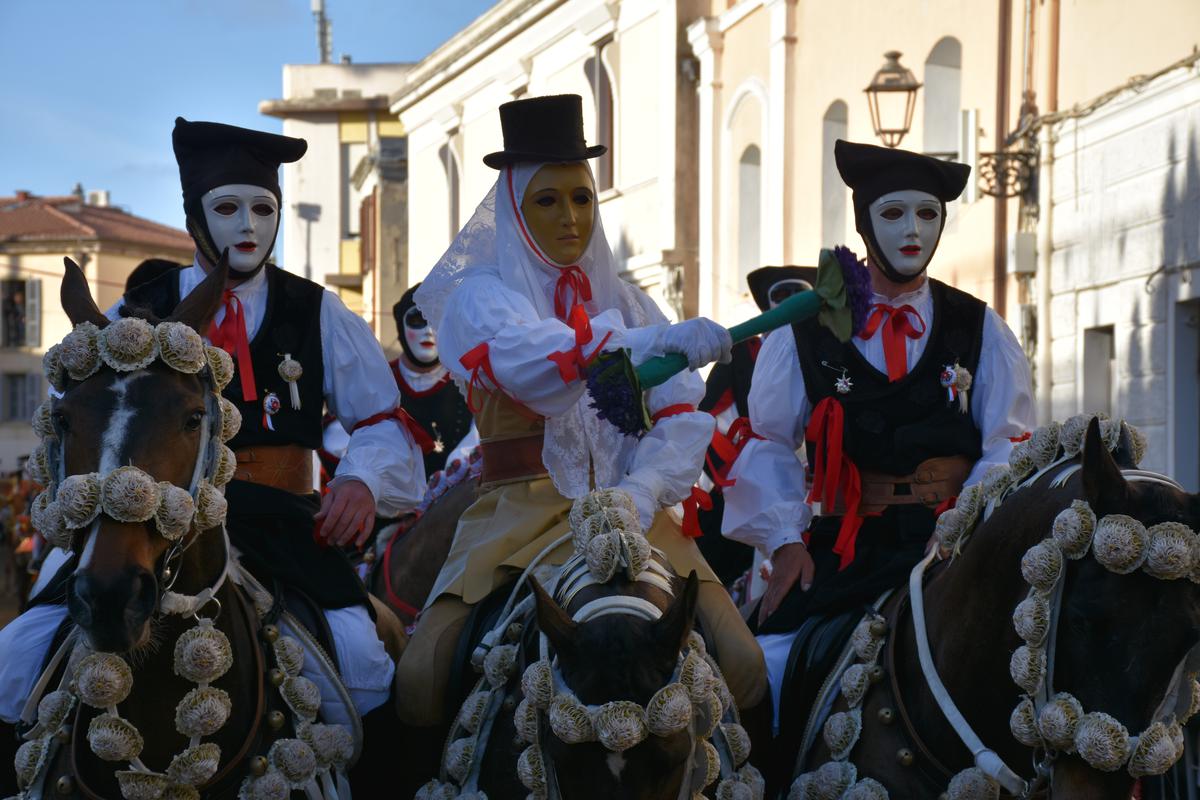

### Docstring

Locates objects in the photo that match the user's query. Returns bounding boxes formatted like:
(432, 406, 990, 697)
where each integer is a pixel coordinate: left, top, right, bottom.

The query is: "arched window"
(822, 101, 849, 248)
(584, 44, 615, 191)
(737, 145, 762, 284)
(439, 142, 460, 241)
(923, 37, 962, 160)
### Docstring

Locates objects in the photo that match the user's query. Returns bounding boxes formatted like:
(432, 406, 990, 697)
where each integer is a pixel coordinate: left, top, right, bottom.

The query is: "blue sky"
(0, 0, 495, 241)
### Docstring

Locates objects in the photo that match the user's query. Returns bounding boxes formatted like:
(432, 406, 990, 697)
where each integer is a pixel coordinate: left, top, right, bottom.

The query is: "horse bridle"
(908, 466, 1193, 797)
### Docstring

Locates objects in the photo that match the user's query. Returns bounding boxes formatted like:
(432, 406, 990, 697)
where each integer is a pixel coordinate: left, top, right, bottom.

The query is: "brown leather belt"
(831, 455, 973, 515)
(233, 445, 314, 495)
(479, 433, 547, 488)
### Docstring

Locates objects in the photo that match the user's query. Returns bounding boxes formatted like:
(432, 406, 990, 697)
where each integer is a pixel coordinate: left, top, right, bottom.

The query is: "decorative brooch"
(278, 353, 303, 411)
(262, 392, 282, 431)
(939, 362, 973, 414)
(822, 361, 853, 395)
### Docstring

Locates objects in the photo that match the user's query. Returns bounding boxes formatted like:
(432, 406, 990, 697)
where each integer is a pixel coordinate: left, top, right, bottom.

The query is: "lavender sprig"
(833, 245, 873, 337)
(585, 349, 649, 437)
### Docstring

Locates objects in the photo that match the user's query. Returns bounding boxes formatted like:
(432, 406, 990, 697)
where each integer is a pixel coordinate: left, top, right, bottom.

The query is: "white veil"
(415, 162, 659, 498)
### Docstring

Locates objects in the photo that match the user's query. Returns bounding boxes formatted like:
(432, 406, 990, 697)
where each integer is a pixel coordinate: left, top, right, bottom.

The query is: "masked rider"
(722, 140, 1035, 734)
(389, 285, 475, 478)
(114, 118, 428, 725)
(394, 95, 767, 729)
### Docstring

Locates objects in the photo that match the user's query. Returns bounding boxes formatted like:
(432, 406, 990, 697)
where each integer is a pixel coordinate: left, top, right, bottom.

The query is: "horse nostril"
(67, 574, 94, 627)
(129, 568, 158, 620)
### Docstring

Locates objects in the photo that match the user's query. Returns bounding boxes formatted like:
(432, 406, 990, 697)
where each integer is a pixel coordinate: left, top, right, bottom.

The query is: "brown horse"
(791, 419, 1200, 798)
(370, 477, 478, 626)
(0, 259, 367, 798)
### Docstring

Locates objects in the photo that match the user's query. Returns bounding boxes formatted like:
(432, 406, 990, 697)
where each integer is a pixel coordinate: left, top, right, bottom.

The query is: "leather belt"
(233, 445, 314, 495)
(479, 433, 547, 489)
(831, 455, 973, 516)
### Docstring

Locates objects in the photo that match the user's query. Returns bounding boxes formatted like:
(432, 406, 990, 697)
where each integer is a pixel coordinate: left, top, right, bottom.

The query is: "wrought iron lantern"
(864, 51, 922, 148)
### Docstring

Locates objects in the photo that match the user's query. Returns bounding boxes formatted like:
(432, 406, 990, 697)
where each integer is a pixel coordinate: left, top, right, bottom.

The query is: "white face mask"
(403, 307, 439, 364)
(201, 184, 279, 273)
(868, 189, 943, 277)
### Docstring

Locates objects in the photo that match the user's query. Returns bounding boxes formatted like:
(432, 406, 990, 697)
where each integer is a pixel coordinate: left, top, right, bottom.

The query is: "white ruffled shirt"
(722, 279, 1035, 557)
(109, 259, 425, 517)
(436, 273, 714, 528)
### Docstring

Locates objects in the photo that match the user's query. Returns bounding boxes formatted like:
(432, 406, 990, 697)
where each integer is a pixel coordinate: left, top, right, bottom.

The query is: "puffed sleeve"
(722, 328, 814, 556)
(320, 291, 426, 517)
(436, 274, 629, 417)
(614, 288, 714, 527)
(964, 308, 1036, 487)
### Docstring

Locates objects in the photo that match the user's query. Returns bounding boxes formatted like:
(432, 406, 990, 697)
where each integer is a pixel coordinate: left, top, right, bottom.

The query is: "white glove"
(662, 317, 733, 370)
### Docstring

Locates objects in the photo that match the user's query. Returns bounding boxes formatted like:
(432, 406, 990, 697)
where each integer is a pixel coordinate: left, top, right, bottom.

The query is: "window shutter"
(960, 109, 979, 204)
(25, 373, 41, 420)
(24, 278, 41, 347)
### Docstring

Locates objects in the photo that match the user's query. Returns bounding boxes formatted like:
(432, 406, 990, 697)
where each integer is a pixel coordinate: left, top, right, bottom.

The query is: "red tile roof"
(0, 194, 193, 253)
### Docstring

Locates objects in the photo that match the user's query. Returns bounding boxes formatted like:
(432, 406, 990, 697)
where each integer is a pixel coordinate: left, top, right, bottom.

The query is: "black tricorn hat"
(834, 139, 970, 209)
(747, 266, 816, 312)
(483, 95, 607, 170)
(173, 117, 307, 208)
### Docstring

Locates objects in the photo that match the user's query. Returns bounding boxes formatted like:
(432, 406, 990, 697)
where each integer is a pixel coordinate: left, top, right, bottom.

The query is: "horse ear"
(167, 249, 229, 333)
(653, 571, 700, 664)
(1082, 417, 1128, 515)
(531, 577, 576, 658)
(60, 257, 109, 328)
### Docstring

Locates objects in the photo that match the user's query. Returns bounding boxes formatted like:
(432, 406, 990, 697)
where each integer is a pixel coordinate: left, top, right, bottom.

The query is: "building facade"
(0, 189, 193, 473)
(391, 0, 708, 321)
(261, 62, 412, 349)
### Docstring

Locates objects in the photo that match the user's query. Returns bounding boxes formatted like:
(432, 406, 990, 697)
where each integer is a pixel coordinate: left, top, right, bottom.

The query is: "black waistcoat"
(123, 264, 326, 450)
(391, 362, 473, 475)
(794, 278, 986, 475)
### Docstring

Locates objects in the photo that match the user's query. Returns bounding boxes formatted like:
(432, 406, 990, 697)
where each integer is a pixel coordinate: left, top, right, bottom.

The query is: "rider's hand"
(663, 318, 733, 370)
(315, 478, 377, 549)
(758, 541, 814, 627)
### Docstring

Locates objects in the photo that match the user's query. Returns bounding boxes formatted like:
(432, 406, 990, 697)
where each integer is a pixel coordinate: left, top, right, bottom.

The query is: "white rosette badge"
(278, 353, 303, 411)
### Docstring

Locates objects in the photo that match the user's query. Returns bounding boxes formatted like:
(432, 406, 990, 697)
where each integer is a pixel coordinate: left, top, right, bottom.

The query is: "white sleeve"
(722, 328, 814, 556)
(964, 308, 1036, 487)
(436, 275, 629, 418)
(320, 291, 426, 517)
(618, 366, 714, 529)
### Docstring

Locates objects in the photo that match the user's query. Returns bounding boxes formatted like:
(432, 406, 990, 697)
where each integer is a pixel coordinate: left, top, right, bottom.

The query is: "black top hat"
(173, 117, 307, 208)
(483, 95, 607, 170)
(746, 266, 817, 312)
(834, 139, 970, 209)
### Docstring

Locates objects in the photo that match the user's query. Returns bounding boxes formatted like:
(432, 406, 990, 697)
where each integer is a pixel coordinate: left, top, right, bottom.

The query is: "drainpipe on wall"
(993, 0, 1013, 319)
(1035, 0, 1060, 425)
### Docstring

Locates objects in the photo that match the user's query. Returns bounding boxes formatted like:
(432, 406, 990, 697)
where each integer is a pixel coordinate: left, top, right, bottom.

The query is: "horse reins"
(907, 466, 1190, 797)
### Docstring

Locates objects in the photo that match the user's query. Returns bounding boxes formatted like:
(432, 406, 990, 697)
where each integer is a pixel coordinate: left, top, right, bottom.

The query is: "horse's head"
(532, 571, 700, 799)
(53, 256, 227, 652)
(1050, 419, 1200, 797)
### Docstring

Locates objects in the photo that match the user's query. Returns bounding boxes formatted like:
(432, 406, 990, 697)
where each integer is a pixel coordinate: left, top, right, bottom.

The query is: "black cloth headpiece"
(483, 95, 607, 169)
(394, 283, 438, 367)
(746, 265, 816, 313)
(172, 117, 306, 277)
(835, 139, 971, 283)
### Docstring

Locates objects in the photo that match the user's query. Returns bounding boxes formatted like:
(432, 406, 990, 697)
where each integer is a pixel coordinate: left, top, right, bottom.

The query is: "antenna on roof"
(312, 0, 332, 64)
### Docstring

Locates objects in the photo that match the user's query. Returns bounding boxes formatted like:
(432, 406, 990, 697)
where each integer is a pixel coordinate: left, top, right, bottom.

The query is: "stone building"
(0, 188, 193, 472)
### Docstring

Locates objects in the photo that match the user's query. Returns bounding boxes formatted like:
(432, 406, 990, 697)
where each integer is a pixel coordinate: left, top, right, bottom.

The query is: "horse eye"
(53, 411, 70, 432)
(184, 411, 204, 432)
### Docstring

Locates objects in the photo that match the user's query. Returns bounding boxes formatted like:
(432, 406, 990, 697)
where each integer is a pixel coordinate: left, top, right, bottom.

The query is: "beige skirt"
(428, 475, 720, 606)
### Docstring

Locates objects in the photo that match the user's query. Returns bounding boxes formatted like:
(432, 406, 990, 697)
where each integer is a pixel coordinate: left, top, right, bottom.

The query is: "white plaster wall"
(284, 63, 413, 98)
(279, 115, 343, 282)
(1047, 66, 1200, 483)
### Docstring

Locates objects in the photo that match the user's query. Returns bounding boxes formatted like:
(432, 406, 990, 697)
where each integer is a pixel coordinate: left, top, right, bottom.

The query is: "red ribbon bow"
(682, 486, 713, 538)
(552, 265, 592, 321)
(857, 304, 926, 382)
(208, 289, 257, 403)
(806, 397, 865, 571)
(352, 407, 436, 455)
(459, 342, 502, 414)
(547, 303, 612, 384)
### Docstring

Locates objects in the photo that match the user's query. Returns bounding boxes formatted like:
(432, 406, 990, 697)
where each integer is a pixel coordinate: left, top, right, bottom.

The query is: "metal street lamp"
(864, 51, 922, 148)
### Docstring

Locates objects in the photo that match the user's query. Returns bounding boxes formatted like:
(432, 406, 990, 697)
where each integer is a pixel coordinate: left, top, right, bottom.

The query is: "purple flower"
(585, 352, 648, 437)
(834, 245, 873, 336)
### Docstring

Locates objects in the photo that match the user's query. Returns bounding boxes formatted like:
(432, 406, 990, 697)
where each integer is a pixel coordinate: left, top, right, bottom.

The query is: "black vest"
(124, 265, 326, 450)
(794, 279, 986, 475)
(391, 361, 473, 475)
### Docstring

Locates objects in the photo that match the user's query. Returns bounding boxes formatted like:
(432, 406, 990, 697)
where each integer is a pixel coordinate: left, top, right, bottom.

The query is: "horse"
(785, 417, 1200, 799)
(370, 476, 478, 627)
(400, 490, 761, 800)
(0, 258, 364, 799)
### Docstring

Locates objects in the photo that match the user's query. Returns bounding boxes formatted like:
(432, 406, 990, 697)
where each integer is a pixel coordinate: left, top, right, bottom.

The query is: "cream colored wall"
(1056, 0, 1200, 108)
(784, 1, 1001, 305)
